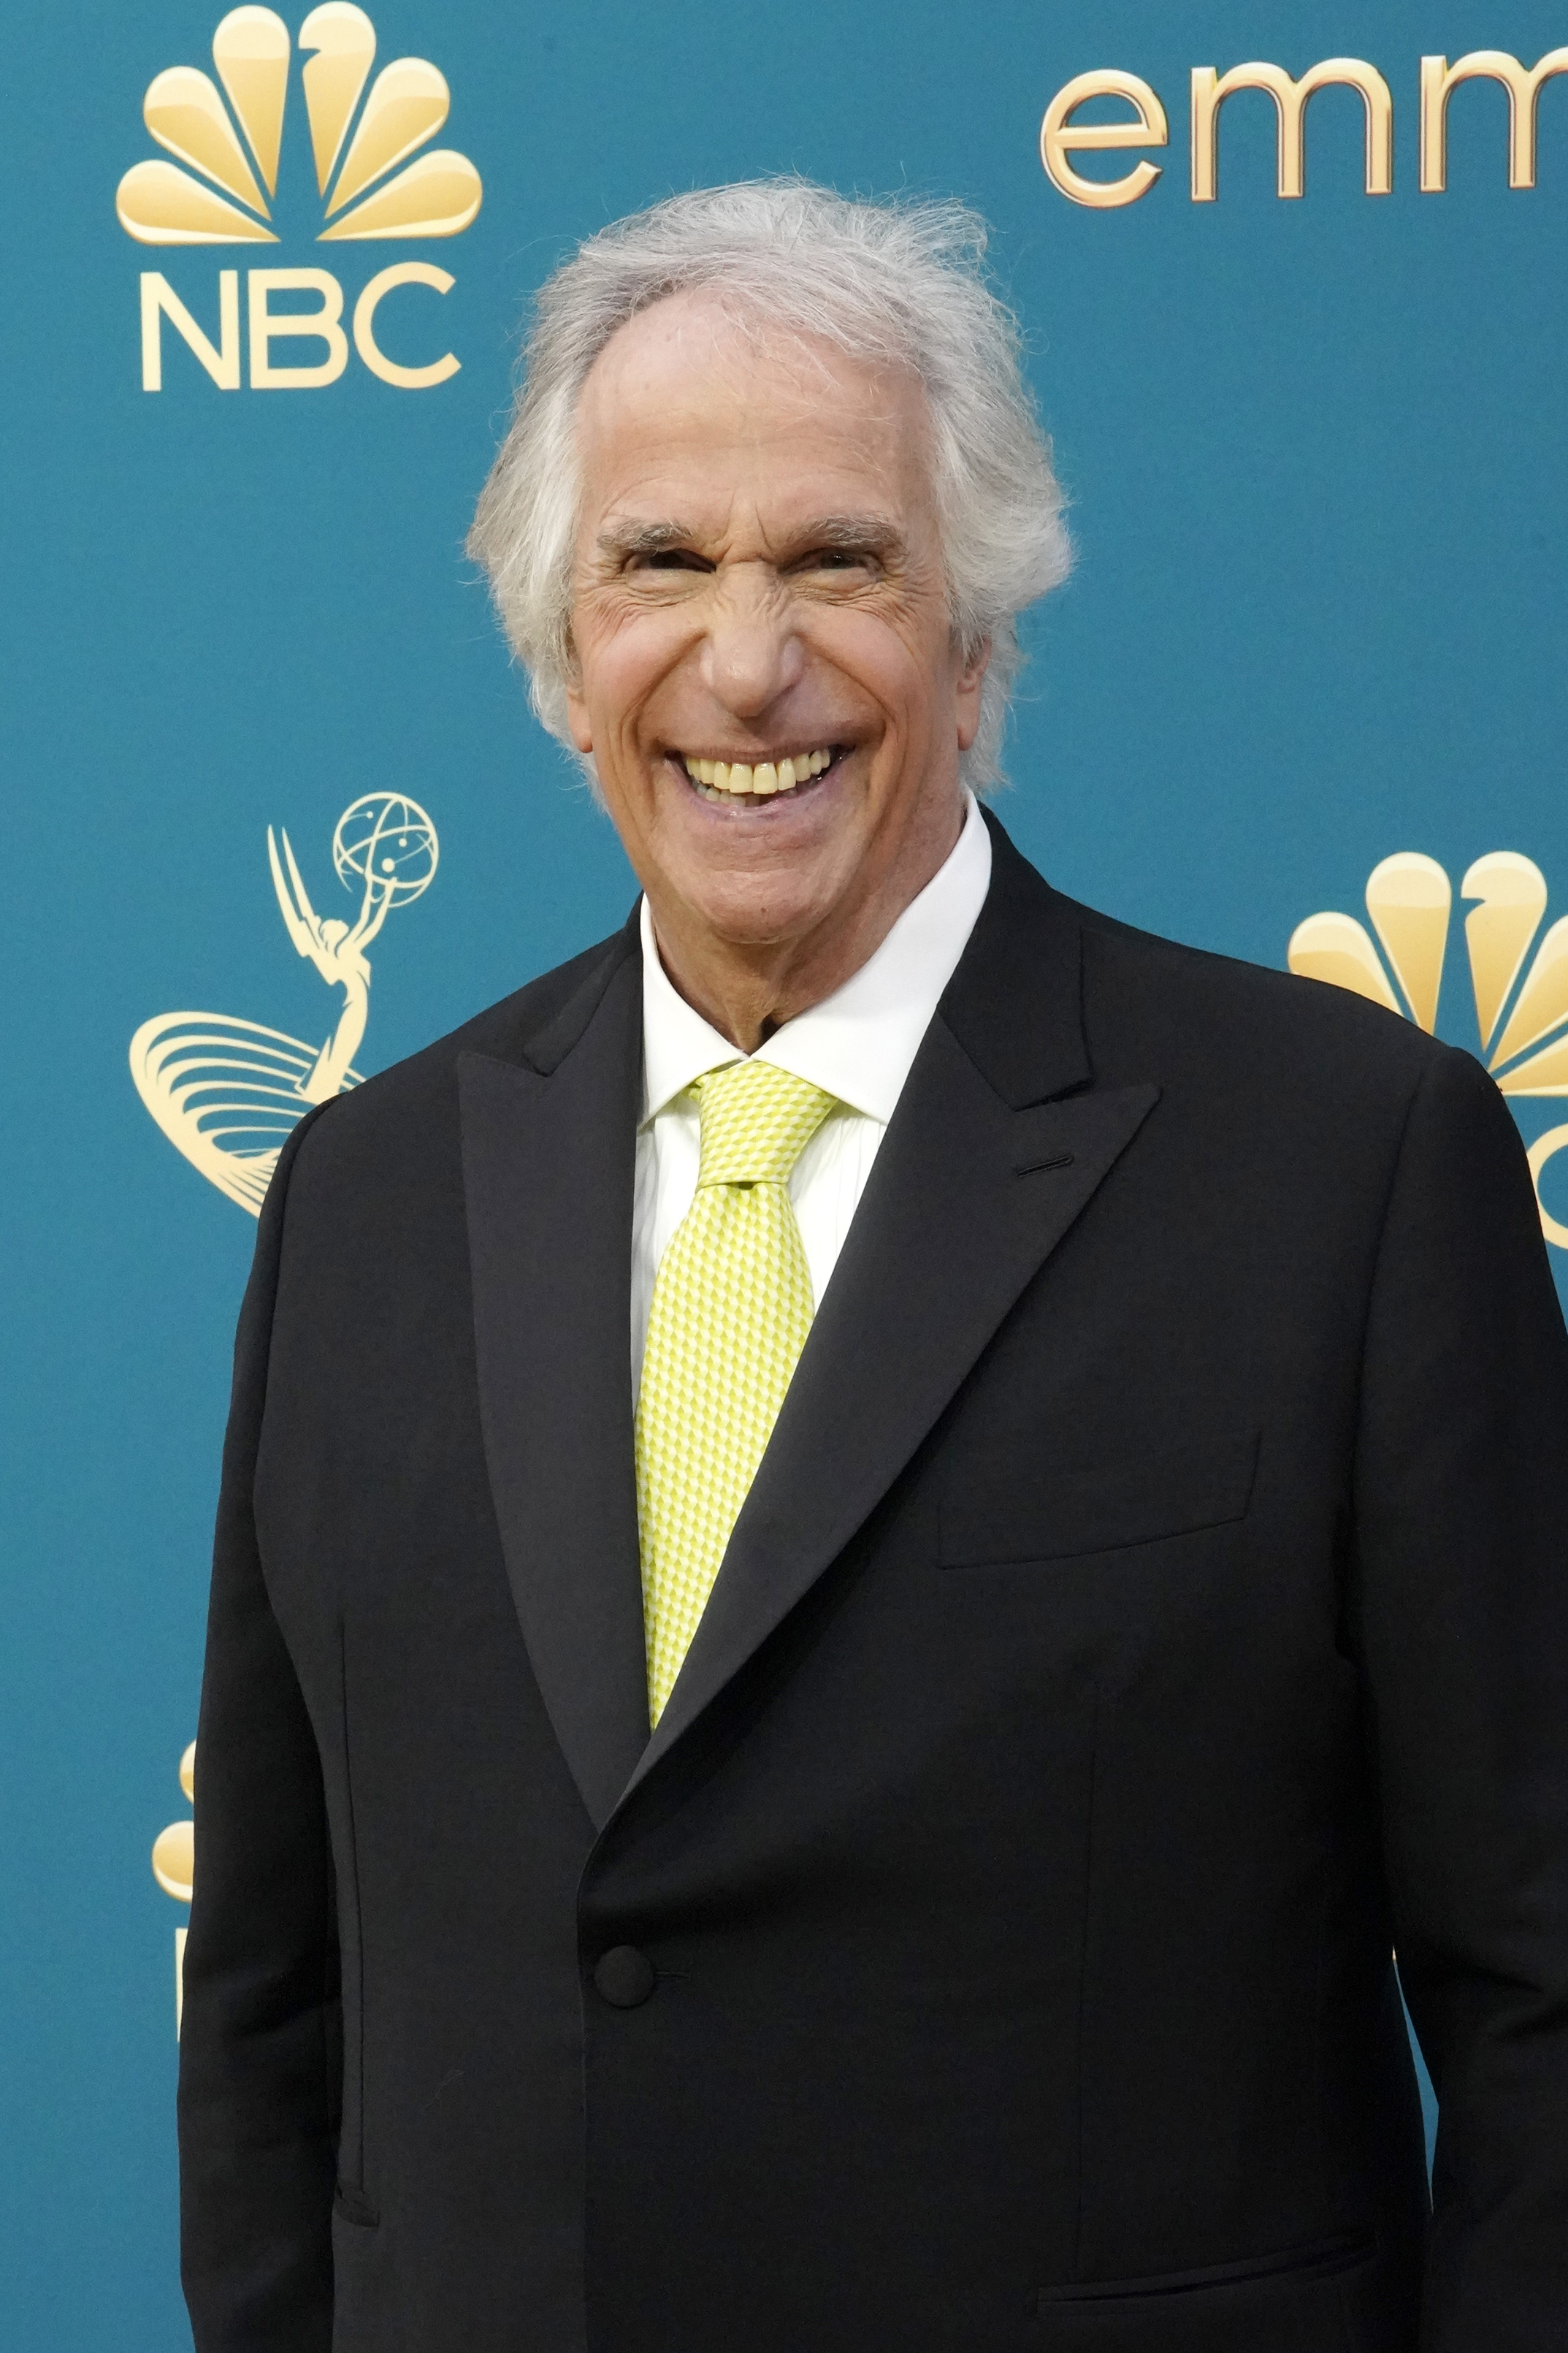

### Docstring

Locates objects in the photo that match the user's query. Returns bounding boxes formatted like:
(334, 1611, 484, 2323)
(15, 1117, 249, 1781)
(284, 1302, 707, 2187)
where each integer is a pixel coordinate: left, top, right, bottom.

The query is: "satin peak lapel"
(624, 825, 1160, 1796)
(460, 931, 649, 1830)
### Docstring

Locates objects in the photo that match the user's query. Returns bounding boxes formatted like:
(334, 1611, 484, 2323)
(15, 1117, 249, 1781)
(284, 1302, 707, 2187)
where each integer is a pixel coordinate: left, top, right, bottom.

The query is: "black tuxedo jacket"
(179, 815, 1568, 2353)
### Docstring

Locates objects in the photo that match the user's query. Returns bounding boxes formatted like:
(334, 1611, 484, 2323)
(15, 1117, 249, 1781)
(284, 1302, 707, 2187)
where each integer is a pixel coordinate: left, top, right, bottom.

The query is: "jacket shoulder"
(269, 921, 635, 1212)
(1063, 890, 1463, 1097)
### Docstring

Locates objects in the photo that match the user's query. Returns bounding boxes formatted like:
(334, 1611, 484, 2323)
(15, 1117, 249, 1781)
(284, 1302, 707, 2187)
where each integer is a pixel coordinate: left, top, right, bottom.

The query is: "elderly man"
(179, 182, 1568, 2353)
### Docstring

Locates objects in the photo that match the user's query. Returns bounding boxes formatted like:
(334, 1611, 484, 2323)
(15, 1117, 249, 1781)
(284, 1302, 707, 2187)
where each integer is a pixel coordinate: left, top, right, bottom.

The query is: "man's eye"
(808, 550, 872, 572)
(638, 550, 708, 572)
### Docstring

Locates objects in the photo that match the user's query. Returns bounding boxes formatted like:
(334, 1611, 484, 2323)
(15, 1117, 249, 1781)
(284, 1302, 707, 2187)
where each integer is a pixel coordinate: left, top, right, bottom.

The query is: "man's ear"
(955, 637, 991, 753)
(565, 691, 594, 755)
(563, 635, 593, 752)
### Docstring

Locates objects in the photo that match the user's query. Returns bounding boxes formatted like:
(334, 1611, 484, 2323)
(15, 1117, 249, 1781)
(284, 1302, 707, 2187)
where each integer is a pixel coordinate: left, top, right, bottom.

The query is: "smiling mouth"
(677, 747, 841, 806)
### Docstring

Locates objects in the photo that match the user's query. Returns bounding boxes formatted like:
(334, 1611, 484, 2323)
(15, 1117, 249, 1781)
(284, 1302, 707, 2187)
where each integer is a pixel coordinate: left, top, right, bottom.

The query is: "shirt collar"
(640, 793, 993, 1126)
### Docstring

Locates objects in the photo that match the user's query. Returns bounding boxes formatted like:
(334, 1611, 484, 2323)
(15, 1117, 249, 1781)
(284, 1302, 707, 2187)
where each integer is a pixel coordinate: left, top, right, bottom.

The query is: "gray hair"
(467, 178, 1071, 792)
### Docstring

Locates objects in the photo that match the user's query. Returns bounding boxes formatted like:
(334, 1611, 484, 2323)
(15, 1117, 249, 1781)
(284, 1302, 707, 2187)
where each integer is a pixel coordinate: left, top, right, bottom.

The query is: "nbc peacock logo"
(117, 5, 483, 391)
(1290, 852, 1568, 1248)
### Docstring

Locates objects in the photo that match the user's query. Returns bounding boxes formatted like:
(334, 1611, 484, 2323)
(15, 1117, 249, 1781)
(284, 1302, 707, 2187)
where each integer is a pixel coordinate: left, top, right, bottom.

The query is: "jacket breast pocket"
(939, 1430, 1260, 1568)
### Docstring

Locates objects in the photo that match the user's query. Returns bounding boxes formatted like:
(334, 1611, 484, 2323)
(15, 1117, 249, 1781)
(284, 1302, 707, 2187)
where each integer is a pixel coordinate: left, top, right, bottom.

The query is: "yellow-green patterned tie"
(637, 1060, 837, 1724)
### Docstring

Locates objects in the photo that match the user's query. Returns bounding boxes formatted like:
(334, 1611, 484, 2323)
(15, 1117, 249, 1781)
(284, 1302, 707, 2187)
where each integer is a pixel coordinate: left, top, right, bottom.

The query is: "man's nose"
(701, 568, 804, 717)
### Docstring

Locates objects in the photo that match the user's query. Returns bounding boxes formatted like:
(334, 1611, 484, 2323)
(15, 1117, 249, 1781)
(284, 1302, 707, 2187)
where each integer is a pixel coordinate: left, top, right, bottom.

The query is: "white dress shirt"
(631, 793, 993, 1385)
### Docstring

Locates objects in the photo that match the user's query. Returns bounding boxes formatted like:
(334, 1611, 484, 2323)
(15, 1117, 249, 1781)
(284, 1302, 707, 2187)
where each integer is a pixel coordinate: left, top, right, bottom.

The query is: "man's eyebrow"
(593, 514, 907, 560)
(595, 518, 700, 559)
(795, 514, 905, 557)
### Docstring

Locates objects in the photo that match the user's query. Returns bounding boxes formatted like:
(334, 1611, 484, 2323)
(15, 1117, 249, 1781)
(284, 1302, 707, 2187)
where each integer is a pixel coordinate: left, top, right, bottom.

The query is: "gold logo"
(1290, 853, 1568, 1247)
(151, 1742, 196, 2034)
(130, 793, 438, 1215)
(116, 4, 481, 245)
(1040, 49, 1568, 208)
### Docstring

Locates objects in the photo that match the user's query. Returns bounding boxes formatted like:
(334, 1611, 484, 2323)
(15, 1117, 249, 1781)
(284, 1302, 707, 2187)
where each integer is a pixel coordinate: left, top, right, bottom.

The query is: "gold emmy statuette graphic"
(1290, 853, 1568, 1246)
(130, 793, 438, 1215)
(115, 6, 482, 245)
(152, 1742, 196, 2034)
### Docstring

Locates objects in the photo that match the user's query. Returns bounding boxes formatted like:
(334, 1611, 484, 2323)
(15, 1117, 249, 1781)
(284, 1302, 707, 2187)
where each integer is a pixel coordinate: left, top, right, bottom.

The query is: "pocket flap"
(941, 1430, 1260, 1568)
(333, 2182, 380, 2229)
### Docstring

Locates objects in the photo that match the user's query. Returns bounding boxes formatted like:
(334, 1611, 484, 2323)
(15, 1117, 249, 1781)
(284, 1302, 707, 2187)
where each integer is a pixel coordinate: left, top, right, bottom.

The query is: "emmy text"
(1042, 47, 1568, 206)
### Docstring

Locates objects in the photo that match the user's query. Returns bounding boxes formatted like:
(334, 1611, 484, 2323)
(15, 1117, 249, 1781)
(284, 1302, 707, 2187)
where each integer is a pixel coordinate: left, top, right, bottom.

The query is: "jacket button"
(593, 1945, 657, 2008)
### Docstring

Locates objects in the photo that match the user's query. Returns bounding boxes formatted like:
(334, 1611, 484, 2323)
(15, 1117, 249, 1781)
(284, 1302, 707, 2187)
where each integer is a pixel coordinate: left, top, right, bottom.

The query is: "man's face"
(565, 291, 986, 969)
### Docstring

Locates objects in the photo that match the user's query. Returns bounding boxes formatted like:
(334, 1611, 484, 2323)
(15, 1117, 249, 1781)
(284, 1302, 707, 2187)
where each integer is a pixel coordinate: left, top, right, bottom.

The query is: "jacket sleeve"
(1352, 1045, 1568, 2350)
(178, 1109, 339, 2353)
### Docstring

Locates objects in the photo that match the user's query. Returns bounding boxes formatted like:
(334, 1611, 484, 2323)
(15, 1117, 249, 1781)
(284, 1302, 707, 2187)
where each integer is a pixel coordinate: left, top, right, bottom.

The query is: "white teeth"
(681, 747, 835, 799)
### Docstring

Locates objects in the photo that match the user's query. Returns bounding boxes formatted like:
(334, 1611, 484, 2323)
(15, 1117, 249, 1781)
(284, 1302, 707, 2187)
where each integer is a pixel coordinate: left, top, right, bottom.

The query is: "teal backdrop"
(3, 1, 1567, 2341)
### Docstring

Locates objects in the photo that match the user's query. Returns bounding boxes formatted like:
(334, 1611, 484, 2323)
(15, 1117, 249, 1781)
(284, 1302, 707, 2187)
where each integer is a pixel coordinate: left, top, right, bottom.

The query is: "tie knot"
(693, 1061, 836, 1188)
